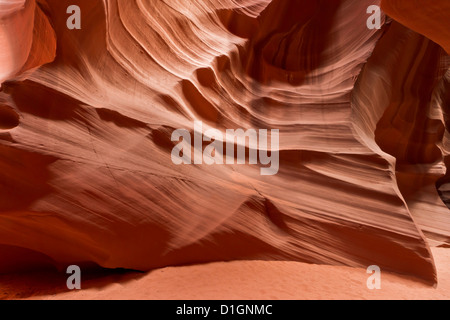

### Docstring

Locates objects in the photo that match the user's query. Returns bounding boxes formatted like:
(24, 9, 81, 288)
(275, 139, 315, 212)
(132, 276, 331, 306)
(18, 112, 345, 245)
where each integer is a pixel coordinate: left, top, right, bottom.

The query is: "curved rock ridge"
(381, 0, 450, 54)
(0, 0, 449, 284)
(0, 0, 56, 86)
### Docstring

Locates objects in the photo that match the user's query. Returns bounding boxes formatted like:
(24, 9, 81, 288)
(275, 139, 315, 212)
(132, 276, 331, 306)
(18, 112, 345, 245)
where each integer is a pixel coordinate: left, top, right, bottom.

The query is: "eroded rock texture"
(0, 0, 449, 283)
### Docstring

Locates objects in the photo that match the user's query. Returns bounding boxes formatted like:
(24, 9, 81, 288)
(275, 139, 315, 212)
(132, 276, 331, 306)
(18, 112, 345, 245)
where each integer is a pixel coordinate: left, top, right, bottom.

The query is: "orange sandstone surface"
(381, 0, 450, 54)
(0, 247, 448, 300)
(0, 0, 449, 299)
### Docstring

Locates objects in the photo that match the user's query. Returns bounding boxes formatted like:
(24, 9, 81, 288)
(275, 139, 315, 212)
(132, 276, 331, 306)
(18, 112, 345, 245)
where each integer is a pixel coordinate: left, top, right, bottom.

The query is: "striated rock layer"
(0, 0, 449, 284)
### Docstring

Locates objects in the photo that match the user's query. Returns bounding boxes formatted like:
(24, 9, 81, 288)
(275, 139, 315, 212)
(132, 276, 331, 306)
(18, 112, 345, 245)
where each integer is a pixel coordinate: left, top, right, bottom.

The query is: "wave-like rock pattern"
(0, 0, 449, 283)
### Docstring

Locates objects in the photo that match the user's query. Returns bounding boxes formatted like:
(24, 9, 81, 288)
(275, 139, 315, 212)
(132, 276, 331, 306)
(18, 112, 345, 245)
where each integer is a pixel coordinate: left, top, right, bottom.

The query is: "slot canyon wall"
(0, 0, 449, 284)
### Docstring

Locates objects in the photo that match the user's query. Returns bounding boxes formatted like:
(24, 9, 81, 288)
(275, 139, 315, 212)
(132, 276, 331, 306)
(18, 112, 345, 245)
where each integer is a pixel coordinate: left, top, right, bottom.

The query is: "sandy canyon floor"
(0, 247, 448, 300)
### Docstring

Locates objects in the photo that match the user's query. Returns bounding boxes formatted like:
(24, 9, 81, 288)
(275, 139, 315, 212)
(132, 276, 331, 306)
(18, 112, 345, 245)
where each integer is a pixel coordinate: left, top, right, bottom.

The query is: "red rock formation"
(0, 0, 449, 284)
(0, 0, 56, 85)
(381, 0, 450, 54)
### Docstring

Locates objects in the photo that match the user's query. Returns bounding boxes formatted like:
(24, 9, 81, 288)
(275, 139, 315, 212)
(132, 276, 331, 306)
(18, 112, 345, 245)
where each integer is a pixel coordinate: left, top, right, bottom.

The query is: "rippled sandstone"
(0, 0, 449, 285)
